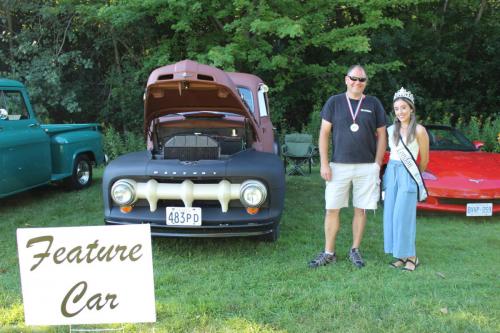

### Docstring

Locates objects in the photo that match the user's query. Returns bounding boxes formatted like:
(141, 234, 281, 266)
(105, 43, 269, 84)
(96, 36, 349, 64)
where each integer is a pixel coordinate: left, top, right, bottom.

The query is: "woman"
(383, 87, 429, 271)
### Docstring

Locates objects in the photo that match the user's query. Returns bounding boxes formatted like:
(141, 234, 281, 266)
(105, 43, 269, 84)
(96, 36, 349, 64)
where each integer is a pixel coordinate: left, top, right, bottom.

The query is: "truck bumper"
(104, 218, 278, 238)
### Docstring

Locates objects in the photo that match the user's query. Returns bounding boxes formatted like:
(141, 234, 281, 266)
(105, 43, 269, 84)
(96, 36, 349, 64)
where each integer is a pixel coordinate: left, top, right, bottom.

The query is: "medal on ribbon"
(345, 93, 364, 132)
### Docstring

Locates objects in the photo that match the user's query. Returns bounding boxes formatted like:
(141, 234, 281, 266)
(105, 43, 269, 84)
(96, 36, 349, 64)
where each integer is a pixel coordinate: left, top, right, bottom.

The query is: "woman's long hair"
(392, 97, 417, 145)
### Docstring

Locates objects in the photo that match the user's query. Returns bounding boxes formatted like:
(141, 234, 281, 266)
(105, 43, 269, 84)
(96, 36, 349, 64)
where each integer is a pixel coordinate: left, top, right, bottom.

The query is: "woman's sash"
(395, 139, 428, 202)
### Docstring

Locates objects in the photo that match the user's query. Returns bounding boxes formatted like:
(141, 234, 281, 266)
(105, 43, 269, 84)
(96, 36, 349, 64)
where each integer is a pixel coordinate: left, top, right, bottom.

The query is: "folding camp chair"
(281, 133, 316, 176)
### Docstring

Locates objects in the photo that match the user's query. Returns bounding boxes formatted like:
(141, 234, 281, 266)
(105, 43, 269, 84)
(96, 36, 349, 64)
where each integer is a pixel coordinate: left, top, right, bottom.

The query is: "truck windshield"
(0, 90, 29, 120)
(237, 87, 254, 114)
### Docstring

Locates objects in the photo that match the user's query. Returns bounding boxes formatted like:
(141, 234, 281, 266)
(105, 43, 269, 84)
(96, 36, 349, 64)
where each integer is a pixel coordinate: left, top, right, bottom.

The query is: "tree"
(369, 0, 500, 124)
(1, 0, 497, 136)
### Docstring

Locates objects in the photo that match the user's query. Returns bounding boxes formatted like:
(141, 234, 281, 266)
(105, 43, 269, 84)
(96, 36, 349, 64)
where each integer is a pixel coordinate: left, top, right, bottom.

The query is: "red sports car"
(384, 125, 500, 216)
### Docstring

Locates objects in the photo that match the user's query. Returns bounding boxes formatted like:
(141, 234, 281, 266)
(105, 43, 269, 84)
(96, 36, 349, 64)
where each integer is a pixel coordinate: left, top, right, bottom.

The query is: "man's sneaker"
(308, 252, 336, 268)
(348, 248, 365, 268)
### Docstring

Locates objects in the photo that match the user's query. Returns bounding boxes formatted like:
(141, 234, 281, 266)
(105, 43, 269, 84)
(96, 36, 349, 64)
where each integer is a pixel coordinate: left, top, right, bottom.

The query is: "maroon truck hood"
(144, 60, 257, 133)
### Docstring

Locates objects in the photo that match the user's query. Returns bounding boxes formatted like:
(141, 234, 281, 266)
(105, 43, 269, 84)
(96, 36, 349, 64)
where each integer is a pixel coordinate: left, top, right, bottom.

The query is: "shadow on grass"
(152, 234, 279, 258)
(0, 183, 65, 208)
(0, 169, 104, 214)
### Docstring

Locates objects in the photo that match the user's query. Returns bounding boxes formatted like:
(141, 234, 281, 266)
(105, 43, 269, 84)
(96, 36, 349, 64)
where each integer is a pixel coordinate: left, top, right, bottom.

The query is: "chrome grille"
(164, 134, 220, 161)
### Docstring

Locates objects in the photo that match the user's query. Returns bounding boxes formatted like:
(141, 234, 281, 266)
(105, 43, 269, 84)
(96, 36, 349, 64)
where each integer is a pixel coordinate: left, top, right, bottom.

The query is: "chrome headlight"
(111, 180, 137, 206)
(240, 180, 267, 207)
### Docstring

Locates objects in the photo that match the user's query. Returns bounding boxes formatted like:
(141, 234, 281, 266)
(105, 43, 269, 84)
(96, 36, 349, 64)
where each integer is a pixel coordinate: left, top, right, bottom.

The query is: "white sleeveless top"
(388, 125, 419, 160)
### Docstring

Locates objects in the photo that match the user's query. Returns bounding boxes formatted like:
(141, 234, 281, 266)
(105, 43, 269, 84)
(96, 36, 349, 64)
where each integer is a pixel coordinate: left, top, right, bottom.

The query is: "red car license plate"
(466, 203, 492, 217)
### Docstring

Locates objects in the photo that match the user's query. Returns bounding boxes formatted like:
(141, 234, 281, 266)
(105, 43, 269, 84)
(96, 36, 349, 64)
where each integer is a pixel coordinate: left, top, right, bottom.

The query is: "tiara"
(393, 87, 414, 104)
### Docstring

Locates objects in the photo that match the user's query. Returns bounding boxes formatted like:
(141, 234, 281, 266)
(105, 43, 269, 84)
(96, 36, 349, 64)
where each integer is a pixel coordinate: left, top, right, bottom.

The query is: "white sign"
(17, 224, 156, 326)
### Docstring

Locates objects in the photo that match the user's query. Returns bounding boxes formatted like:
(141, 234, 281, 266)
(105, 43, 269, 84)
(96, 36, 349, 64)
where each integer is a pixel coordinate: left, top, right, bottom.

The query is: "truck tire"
(66, 155, 93, 190)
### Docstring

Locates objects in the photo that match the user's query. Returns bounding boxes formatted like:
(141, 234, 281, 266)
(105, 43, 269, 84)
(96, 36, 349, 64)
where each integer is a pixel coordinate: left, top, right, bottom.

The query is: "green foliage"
(456, 116, 500, 153)
(103, 126, 145, 161)
(481, 118, 500, 153)
(368, 0, 500, 124)
(461, 116, 482, 143)
(304, 103, 325, 144)
(0, 0, 498, 143)
(2, 0, 410, 131)
(0, 2, 97, 122)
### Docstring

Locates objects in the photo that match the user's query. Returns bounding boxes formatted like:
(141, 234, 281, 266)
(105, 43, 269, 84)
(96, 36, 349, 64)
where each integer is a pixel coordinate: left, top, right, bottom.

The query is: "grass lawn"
(0, 167, 499, 332)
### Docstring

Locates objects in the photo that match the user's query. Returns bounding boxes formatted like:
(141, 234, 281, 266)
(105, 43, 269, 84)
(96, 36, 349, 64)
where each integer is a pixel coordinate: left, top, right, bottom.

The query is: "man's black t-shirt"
(320, 93, 386, 163)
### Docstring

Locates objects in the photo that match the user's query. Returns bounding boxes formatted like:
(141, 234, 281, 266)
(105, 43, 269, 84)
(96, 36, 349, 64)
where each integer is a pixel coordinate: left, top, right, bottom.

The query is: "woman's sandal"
(389, 258, 406, 268)
(402, 257, 419, 271)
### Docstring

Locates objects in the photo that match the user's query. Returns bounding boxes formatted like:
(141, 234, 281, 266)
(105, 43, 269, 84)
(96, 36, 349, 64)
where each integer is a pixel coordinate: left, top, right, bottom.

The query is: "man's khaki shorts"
(325, 162, 381, 210)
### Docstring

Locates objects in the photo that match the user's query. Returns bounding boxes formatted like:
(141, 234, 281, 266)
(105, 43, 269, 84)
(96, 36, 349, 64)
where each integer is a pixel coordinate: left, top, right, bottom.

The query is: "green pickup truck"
(0, 78, 106, 198)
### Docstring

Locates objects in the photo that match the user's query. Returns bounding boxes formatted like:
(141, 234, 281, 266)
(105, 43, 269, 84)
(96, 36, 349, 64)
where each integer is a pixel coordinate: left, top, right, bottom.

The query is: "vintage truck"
(102, 60, 285, 241)
(0, 78, 106, 198)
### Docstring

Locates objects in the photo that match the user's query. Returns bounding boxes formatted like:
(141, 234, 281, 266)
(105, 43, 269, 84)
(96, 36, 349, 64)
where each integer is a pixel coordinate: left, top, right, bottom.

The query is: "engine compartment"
(151, 115, 250, 160)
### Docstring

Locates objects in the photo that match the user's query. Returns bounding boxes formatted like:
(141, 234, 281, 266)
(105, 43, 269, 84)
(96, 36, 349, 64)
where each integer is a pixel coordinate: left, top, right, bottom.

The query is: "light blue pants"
(383, 160, 418, 258)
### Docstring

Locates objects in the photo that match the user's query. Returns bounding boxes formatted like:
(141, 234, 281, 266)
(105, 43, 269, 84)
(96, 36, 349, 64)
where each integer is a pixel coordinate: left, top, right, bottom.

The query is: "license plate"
(466, 203, 493, 217)
(166, 207, 202, 226)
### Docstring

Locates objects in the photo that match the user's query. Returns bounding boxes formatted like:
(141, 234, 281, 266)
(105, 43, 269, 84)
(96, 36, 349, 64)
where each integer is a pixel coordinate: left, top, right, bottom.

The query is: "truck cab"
(0, 79, 105, 198)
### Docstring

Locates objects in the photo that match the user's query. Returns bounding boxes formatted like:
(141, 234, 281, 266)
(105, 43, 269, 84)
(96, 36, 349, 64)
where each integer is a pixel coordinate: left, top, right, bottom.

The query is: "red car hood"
(425, 151, 500, 198)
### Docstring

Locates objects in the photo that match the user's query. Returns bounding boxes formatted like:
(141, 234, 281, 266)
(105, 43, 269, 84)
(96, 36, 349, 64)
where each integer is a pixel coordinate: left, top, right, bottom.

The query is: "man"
(308, 65, 387, 268)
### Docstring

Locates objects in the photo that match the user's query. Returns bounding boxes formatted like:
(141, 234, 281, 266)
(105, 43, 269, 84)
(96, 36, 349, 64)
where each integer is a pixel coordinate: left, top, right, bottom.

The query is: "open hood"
(144, 60, 258, 134)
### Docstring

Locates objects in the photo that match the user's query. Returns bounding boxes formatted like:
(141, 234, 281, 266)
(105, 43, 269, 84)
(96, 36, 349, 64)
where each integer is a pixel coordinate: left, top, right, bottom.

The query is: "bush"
(103, 127, 145, 161)
(482, 118, 500, 153)
(304, 102, 325, 144)
(457, 116, 499, 153)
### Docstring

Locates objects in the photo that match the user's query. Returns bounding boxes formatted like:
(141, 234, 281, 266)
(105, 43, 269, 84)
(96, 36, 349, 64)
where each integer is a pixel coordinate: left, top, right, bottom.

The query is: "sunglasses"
(348, 76, 367, 83)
